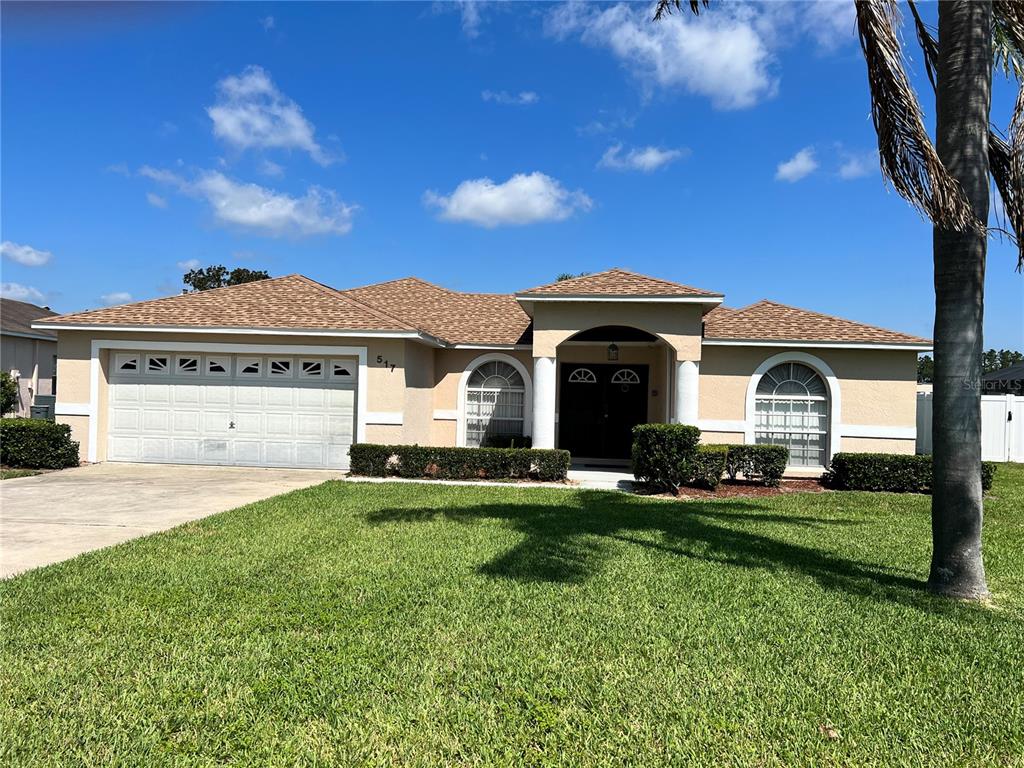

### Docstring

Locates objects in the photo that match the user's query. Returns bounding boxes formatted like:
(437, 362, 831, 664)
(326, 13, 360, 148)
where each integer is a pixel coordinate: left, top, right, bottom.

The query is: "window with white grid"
(754, 362, 829, 467)
(465, 361, 525, 448)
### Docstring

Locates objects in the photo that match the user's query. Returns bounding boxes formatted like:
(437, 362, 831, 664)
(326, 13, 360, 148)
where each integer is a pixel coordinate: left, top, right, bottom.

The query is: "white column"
(675, 359, 699, 425)
(532, 356, 557, 448)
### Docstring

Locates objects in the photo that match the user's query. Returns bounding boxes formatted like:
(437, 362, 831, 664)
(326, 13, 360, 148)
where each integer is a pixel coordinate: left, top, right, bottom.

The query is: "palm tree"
(656, 0, 1023, 600)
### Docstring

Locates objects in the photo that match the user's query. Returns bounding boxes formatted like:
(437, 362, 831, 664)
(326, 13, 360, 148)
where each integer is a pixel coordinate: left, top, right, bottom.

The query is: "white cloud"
(1, 282, 45, 302)
(481, 89, 539, 106)
(801, 0, 856, 50)
(576, 112, 636, 136)
(260, 159, 284, 177)
(146, 192, 168, 209)
(1, 241, 52, 267)
(424, 172, 592, 227)
(456, 0, 482, 38)
(838, 150, 877, 180)
(141, 167, 357, 237)
(177, 259, 202, 271)
(775, 147, 818, 182)
(102, 292, 133, 305)
(546, 2, 777, 110)
(207, 66, 332, 165)
(598, 144, 688, 172)
(259, 15, 275, 31)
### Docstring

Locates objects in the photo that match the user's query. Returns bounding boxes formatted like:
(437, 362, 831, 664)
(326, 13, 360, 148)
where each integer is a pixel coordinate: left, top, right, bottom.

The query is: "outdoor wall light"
(607, 343, 619, 361)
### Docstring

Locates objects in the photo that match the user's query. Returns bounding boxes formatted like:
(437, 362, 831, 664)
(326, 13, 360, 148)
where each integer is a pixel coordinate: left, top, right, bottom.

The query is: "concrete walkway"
(0, 463, 335, 578)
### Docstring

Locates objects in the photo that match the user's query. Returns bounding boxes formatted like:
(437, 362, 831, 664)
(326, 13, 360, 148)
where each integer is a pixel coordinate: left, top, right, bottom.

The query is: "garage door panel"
(111, 408, 140, 431)
(233, 441, 262, 464)
(172, 411, 202, 434)
(204, 385, 231, 406)
(108, 352, 355, 469)
(171, 439, 200, 462)
(141, 409, 172, 432)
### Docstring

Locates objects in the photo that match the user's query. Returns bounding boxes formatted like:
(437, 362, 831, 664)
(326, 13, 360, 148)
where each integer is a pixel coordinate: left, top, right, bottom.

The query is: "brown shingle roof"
(344, 277, 531, 346)
(704, 300, 930, 345)
(1, 298, 57, 338)
(518, 268, 722, 297)
(39, 274, 417, 333)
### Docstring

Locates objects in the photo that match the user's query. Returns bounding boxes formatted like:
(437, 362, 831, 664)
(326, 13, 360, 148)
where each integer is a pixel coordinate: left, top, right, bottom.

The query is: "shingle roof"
(704, 300, 931, 345)
(0, 298, 57, 338)
(344, 277, 531, 346)
(38, 275, 417, 333)
(518, 268, 722, 298)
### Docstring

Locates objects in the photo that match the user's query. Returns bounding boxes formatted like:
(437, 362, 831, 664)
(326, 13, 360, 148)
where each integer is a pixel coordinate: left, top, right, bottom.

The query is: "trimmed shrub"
(690, 444, 728, 490)
(631, 424, 701, 493)
(724, 444, 789, 487)
(347, 444, 570, 482)
(0, 418, 80, 469)
(823, 452, 997, 493)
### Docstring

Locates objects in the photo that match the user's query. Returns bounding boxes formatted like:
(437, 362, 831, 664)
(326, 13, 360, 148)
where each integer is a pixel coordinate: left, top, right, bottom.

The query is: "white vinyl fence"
(917, 393, 1024, 462)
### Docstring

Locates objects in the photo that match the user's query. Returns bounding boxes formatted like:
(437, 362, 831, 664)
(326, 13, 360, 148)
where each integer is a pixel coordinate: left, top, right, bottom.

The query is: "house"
(1, 298, 58, 417)
(33, 269, 930, 472)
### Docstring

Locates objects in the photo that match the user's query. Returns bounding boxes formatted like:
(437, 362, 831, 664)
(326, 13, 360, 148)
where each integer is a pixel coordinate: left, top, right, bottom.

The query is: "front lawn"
(0, 468, 41, 480)
(2, 466, 1022, 766)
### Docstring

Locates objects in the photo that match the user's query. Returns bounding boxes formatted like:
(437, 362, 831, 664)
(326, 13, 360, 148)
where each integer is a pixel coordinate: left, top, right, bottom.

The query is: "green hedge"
(0, 418, 80, 469)
(724, 444, 789, 487)
(631, 424, 701, 493)
(348, 444, 570, 482)
(823, 453, 997, 493)
(691, 445, 729, 490)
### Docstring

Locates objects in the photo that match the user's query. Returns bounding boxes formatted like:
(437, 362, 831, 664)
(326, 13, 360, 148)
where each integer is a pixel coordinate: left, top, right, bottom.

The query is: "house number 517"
(376, 355, 396, 372)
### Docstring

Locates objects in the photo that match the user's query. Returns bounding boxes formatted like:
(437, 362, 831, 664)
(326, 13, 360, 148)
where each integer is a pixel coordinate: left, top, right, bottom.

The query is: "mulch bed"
(635, 478, 827, 500)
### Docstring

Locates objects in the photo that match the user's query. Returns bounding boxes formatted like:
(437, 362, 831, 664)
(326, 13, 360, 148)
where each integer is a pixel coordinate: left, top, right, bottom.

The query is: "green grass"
(2, 466, 1023, 767)
(0, 468, 41, 480)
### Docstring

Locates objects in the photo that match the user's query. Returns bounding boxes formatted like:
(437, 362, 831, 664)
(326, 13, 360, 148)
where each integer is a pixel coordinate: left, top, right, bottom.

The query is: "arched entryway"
(556, 326, 671, 461)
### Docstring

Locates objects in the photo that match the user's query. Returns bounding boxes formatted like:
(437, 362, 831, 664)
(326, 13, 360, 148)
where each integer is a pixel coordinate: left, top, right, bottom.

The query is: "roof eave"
(702, 337, 932, 351)
(31, 321, 445, 346)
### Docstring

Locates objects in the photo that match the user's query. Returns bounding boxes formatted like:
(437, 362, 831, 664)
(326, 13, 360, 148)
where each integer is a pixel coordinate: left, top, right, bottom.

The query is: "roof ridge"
(345, 275, 451, 294)
(292, 274, 419, 331)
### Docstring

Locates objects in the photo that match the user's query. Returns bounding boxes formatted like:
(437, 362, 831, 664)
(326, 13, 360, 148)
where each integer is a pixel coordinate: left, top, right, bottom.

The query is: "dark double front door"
(558, 363, 649, 460)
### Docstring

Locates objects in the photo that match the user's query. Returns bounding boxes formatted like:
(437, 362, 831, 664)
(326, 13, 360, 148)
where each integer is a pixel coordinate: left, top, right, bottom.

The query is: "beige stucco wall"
(699, 431, 745, 445)
(530, 302, 706, 360)
(402, 340, 435, 445)
(842, 437, 916, 454)
(1, 334, 57, 416)
(698, 345, 918, 428)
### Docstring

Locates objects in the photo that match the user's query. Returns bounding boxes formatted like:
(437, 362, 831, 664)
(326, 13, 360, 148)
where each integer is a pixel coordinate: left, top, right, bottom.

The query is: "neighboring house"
(982, 363, 1024, 395)
(1, 298, 57, 417)
(33, 268, 930, 472)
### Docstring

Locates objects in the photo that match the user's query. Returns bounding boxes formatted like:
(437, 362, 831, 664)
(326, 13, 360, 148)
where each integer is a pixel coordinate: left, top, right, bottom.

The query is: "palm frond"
(994, 0, 1024, 80)
(652, 1, 707, 22)
(910, 0, 1024, 268)
(855, 0, 981, 236)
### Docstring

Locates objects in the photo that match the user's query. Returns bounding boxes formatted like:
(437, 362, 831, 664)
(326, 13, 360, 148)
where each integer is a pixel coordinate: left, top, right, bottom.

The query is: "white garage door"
(107, 351, 357, 469)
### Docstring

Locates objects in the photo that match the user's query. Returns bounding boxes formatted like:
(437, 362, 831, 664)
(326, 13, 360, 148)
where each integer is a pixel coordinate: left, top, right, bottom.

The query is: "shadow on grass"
(365, 489, 974, 613)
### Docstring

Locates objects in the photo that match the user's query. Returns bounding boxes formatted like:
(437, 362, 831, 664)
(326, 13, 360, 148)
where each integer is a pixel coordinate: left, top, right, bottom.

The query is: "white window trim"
(205, 356, 231, 377)
(88, 341, 368, 463)
(175, 355, 201, 376)
(299, 358, 325, 379)
(268, 358, 294, 378)
(744, 351, 841, 466)
(237, 356, 263, 377)
(114, 353, 140, 374)
(456, 353, 533, 448)
(330, 359, 356, 381)
(145, 354, 170, 375)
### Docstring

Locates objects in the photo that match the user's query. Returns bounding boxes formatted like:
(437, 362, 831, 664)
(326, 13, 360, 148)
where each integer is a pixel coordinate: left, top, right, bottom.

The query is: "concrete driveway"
(1, 463, 336, 578)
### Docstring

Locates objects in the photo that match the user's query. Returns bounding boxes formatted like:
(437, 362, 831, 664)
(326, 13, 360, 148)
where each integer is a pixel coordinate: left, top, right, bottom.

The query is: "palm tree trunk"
(929, 0, 992, 599)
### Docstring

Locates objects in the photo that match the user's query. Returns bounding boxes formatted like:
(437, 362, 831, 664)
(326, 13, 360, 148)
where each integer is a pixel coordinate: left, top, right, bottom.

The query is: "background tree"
(0, 371, 18, 416)
(183, 265, 271, 292)
(555, 271, 590, 282)
(918, 354, 934, 383)
(656, 0, 1023, 599)
(983, 348, 1024, 373)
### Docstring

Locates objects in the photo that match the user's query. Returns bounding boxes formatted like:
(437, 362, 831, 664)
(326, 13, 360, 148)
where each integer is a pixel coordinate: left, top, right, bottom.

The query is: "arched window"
(754, 362, 829, 467)
(465, 360, 526, 447)
(610, 369, 640, 385)
(568, 367, 597, 384)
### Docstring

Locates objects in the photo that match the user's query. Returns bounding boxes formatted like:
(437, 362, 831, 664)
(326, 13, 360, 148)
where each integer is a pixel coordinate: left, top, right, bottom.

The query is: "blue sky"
(2, 1, 1021, 349)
